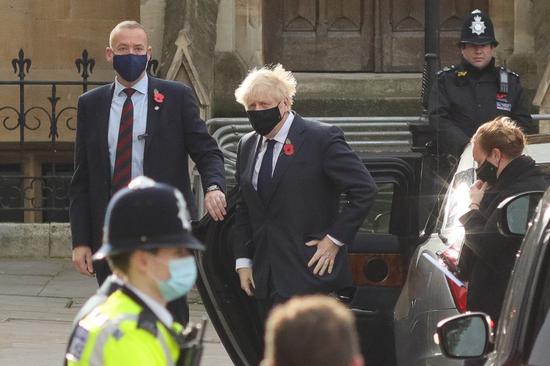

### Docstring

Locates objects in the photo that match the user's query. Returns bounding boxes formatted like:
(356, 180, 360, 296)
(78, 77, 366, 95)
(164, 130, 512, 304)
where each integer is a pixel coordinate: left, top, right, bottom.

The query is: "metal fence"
(0, 49, 158, 222)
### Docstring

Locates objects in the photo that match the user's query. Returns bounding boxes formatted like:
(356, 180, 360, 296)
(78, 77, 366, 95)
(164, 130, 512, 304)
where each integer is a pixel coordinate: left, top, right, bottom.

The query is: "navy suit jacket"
(232, 114, 377, 298)
(69, 76, 225, 251)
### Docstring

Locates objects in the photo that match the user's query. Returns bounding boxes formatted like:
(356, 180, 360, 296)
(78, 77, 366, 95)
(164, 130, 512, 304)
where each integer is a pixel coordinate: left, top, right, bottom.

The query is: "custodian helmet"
(93, 176, 204, 260)
(460, 9, 498, 47)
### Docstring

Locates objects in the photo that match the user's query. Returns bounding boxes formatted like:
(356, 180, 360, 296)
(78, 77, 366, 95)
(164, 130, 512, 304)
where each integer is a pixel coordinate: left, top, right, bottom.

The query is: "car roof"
(456, 134, 550, 173)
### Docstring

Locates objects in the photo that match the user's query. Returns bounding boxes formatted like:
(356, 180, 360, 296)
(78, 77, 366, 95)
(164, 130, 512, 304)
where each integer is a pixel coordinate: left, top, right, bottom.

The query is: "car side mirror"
(436, 312, 493, 359)
(497, 191, 544, 237)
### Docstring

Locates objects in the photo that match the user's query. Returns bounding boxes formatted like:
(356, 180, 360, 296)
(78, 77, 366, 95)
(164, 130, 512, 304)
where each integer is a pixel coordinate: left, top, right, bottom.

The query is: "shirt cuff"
(327, 234, 345, 247)
(235, 258, 253, 270)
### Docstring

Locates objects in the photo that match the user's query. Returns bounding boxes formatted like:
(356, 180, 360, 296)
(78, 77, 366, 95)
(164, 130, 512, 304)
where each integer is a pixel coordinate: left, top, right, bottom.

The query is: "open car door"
(194, 152, 423, 366)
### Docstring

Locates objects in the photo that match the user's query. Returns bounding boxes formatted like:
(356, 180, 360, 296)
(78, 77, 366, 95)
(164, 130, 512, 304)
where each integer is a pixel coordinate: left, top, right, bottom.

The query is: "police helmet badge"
(470, 14, 486, 36)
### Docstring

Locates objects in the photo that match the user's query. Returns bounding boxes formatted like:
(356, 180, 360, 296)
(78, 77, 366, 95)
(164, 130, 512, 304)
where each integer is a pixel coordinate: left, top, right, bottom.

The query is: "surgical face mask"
(246, 103, 283, 136)
(113, 54, 148, 82)
(149, 256, 197, 302)
(476, 159, 498, 185)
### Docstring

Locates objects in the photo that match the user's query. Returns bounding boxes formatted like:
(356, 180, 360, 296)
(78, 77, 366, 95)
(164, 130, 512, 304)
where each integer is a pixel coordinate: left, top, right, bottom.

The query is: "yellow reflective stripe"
(88, 314, 137, 365)
(86, 314, 176, 366)
(156, 328, 175, 366)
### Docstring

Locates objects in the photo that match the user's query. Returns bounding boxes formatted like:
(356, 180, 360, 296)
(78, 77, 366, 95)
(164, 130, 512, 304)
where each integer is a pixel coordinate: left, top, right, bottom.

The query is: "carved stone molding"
(533, 58, 550, 133)
(165, 31, 211, 119)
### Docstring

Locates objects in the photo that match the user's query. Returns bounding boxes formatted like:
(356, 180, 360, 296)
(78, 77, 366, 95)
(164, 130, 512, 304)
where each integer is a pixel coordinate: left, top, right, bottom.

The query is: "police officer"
(65, 176, 205, 366)
(429, 9, 536, 163)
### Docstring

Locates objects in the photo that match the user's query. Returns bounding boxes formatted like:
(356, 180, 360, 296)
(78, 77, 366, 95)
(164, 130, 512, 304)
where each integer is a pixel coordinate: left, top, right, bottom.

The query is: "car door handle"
(350, 308, 378, 317)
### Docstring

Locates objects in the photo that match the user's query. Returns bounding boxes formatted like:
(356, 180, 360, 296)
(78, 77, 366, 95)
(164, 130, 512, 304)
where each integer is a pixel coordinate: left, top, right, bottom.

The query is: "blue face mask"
(152, 256, 197, 302)
(113, 54, 148, 82)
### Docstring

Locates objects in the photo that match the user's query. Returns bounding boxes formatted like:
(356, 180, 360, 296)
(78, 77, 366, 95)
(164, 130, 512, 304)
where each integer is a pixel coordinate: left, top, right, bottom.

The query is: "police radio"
(178, 319, 208, 366)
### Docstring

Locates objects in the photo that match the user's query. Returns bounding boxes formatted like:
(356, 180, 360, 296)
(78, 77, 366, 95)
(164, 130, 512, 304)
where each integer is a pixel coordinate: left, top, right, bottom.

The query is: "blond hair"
(472, 116, 526, 158)
(235, 64, 297, 107)
(109, 20, 147, 47)
(264, 295, 360, 366)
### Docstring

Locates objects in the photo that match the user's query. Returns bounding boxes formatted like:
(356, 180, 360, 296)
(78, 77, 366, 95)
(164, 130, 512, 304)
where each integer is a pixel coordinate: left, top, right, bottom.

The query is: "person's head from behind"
(262, 295, 364, 366)
(94, 176, 204, 305)
(234, 64, 296, 138)
(471, 116, 526, 184)
(106, 20, 152, 85)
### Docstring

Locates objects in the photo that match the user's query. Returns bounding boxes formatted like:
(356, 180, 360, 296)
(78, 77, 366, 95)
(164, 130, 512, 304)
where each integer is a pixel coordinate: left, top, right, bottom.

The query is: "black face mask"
(246, 105, 282, 136)
(476, 159, 498, 184)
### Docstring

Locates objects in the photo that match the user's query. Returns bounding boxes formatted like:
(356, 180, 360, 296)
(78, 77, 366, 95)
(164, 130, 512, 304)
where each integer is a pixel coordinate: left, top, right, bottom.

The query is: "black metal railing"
(0, 49, 158, 222)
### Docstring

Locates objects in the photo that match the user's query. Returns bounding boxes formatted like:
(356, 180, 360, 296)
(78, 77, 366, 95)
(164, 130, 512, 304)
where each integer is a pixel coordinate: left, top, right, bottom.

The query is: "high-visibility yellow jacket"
(65, 289, 182, 366)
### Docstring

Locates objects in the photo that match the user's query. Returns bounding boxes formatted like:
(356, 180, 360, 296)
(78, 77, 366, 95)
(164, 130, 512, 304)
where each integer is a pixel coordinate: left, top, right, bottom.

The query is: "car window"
(495, 203, 549, 364)
(356, 182, 395, 234)
(439, 168, 475, 245)
(526, 228, 550, 363)
(529, 311, 550, 365)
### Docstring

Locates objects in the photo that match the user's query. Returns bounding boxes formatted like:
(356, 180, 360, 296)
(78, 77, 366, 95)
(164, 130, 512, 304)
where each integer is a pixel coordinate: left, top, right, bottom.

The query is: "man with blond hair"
(232, 64, 377, 318)
(262, 295, 365, 366)
(459, 116, 547, 323)
(69, 20, 226, 324)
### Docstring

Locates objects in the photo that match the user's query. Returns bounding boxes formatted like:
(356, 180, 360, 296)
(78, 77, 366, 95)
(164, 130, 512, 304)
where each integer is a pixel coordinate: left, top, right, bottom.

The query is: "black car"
(436, 188, 550, 365)
(193, 152, 430, 366)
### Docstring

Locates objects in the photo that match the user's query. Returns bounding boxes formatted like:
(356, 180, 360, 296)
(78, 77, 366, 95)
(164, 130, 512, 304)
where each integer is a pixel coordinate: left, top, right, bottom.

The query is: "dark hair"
(107, 248, 159, 274)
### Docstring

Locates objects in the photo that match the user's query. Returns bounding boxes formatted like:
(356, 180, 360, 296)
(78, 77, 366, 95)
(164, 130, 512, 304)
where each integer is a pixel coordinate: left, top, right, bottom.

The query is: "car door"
(492, 190, 550, 365)
(193, 153, 423, 366)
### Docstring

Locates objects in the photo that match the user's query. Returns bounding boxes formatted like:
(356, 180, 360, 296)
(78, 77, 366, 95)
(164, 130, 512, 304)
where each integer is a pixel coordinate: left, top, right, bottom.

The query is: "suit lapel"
(98, 83, 115, 181)
(264, 114, 306, 205)
(144, 77, 161, 158)
(246, 134, 262, 181)
(243, 133, 264, 207)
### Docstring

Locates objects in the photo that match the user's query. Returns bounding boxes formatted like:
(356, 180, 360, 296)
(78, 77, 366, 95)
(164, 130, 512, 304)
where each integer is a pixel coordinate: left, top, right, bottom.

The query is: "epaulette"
(137, 310, 158, 336)
(437, 65, 455, 76)
(497, 65, 519, 78)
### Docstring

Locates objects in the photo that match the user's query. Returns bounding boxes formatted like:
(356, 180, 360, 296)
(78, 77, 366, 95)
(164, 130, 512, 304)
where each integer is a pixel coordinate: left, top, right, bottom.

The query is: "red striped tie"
(112, 88, 136, 193)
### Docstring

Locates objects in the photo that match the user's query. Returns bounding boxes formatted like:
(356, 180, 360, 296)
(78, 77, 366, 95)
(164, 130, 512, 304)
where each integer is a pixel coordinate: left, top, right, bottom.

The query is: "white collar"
(114, 74, 148, 96)
(125, 282, 173, 327)
(263, 111, 295, 145)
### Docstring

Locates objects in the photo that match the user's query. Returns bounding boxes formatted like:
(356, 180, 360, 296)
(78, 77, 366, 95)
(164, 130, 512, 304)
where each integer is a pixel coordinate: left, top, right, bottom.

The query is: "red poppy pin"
(283, 138, 294, 156)
(153, 89, 164, 110)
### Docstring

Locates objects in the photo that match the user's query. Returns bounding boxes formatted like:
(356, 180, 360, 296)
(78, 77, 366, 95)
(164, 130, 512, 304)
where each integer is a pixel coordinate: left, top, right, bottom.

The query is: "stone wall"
(530, 0, 550, 133)
(141, 0, 167, 61)
(0, 0, 140, 142)
(0, 1, 140, 222)
(489, 0, 514, 62)
(160, 0, 219, 117)
(0, 0, 139, 80)
(533, 0, 550, 81)
(211, 0, 262, 117)
(0, 223, 71, 258)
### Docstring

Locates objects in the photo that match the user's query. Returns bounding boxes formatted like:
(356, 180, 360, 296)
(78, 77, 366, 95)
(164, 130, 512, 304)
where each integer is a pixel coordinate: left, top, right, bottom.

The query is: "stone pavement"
(0, 259, 233, 366)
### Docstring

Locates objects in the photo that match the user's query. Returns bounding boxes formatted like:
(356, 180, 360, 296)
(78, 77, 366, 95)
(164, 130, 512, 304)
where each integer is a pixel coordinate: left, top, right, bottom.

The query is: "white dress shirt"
(125, 282, 173, 327)
(235, 112, 343, 271)
(251, 112, 295, 189)
(108, 75, 148, 178)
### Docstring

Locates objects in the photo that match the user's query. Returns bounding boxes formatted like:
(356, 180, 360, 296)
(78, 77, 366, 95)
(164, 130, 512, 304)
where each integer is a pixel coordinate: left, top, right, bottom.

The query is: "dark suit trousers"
(255, 273, 289, 324)
(93, 259, 190, 325)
